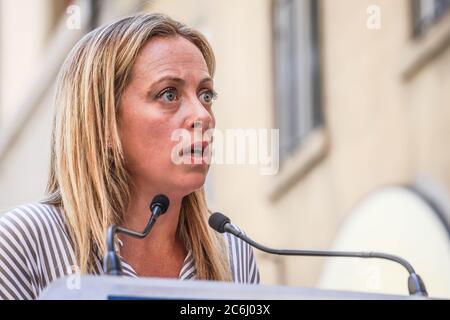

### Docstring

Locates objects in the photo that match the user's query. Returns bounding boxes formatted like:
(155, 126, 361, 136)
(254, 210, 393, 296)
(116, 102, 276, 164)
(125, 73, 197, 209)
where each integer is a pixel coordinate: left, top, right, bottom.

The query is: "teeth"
(182, 143, 207, 157)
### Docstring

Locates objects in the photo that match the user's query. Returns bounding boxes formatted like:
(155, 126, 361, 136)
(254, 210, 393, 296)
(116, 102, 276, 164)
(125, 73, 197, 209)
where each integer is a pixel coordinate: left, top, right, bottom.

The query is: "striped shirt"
(0, 202, 260, 300)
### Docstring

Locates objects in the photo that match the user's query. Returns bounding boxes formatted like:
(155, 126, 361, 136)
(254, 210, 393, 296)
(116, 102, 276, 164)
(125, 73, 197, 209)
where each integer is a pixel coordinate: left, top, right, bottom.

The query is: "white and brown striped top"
(0, 202, 260, 300)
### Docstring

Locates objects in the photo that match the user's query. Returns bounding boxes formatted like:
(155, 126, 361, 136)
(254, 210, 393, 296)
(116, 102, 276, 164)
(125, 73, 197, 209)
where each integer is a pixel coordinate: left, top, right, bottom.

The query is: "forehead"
(132, 35, 210, 79)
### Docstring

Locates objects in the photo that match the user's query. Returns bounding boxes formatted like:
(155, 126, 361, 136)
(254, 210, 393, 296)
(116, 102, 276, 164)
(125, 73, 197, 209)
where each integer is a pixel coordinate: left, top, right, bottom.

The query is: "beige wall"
(0, 0, 54, 131)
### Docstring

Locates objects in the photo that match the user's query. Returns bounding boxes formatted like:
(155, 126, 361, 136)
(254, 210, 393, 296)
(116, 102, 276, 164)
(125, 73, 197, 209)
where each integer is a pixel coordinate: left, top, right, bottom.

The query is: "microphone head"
(209, 212, 231, 233)
(150, 194, 170, 214)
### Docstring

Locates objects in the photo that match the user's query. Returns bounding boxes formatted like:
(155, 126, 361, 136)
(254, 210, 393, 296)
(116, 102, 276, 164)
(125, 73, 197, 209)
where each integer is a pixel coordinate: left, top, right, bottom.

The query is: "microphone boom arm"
(224, 224, 428, 297)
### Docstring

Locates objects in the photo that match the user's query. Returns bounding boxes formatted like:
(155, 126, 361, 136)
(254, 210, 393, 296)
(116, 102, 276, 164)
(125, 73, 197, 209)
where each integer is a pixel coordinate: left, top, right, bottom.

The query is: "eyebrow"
(151, 76, 213, 88)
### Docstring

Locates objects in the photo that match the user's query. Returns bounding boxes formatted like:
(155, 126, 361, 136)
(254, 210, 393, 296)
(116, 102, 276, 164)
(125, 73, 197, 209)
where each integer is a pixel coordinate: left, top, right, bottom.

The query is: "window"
(50, 0, 101, 32)
(51, 0, 75, 29)
(412, 0, 450, 36)
(272, 0, 322, 163)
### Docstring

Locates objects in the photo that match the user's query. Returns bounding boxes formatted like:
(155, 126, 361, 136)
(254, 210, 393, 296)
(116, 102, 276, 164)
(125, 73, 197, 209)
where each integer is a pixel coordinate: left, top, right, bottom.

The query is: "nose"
(187, 98, 214, 133)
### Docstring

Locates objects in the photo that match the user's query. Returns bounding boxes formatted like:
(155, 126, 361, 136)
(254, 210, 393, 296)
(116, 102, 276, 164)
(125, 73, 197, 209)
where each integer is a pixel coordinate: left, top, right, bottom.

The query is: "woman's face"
(118, 35, 216, 198)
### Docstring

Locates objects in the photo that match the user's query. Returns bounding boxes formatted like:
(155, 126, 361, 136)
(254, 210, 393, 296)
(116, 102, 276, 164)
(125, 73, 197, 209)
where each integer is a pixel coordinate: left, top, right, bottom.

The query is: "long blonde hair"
(43, 13, 231, 281)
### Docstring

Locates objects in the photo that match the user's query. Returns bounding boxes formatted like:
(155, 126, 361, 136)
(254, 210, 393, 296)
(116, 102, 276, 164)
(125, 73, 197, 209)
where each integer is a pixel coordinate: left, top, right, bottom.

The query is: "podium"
(38, 275, 430, 300)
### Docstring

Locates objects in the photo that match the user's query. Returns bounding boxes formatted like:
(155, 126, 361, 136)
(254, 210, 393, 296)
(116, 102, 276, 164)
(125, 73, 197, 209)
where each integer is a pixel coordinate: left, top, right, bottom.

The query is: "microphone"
(209, 212, 428, 297)
(103, 194, 170, 275)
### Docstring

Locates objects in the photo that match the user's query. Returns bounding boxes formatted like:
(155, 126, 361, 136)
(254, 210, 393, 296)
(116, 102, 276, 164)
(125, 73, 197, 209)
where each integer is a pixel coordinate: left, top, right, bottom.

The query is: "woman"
(0, 13, 259, 300)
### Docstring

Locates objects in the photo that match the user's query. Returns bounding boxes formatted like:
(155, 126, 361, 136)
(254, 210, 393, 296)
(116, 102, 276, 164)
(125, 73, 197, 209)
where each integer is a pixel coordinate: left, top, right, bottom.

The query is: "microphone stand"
(103, 195, 169, 275)
(209, 212, 428, 297)
(225, 224, 428, 296)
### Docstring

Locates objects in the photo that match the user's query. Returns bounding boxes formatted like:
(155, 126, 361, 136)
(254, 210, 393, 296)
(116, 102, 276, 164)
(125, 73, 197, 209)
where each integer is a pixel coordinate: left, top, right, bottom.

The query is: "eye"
(157, 87, 179, 103)
(199, 90, 218, 105)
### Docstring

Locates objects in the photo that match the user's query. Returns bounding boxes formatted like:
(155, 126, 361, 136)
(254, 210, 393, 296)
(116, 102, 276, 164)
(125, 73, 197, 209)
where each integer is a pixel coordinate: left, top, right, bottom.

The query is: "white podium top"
(38, 275, 428, 300)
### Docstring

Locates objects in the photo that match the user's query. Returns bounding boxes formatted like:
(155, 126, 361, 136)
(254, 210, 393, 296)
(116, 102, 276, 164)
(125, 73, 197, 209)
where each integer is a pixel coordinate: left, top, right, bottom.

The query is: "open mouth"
(180, 141, 210, 160)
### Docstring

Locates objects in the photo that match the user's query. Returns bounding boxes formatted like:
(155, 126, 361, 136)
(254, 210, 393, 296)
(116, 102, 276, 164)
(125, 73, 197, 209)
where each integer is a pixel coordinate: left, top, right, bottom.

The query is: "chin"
(174, 173, 207, 196)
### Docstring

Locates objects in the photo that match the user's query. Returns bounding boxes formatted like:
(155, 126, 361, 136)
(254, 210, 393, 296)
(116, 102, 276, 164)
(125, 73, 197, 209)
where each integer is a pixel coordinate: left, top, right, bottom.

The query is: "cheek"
(123, 120, 174, 164)
(121, 117, 189, 182)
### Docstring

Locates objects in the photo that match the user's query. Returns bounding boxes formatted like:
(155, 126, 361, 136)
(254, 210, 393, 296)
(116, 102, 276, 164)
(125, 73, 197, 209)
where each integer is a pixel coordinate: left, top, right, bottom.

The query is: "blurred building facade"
(1, 0, 450, 297)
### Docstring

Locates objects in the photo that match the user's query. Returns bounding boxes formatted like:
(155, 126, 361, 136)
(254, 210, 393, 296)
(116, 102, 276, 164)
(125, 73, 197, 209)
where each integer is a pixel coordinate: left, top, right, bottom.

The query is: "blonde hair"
(44, 13, 231, 281)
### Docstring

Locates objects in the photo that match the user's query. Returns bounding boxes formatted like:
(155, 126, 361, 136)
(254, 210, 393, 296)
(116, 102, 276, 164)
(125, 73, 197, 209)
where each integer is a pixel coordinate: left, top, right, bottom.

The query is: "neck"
(121, 183, 184, 251)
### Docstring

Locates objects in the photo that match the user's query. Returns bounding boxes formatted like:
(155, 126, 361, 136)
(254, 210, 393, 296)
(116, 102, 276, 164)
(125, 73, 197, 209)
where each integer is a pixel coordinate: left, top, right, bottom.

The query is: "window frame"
(272, 0, 323, 164)
(412, 0, 450, 37)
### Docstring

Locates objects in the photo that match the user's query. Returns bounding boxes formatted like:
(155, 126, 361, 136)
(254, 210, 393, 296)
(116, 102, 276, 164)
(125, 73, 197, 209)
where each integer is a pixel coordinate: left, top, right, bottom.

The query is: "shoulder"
(0, 202, 66, 245)
(223, 224, 260, 284)
(0, 202, 72, 300)
(0, 202, 73, 267)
